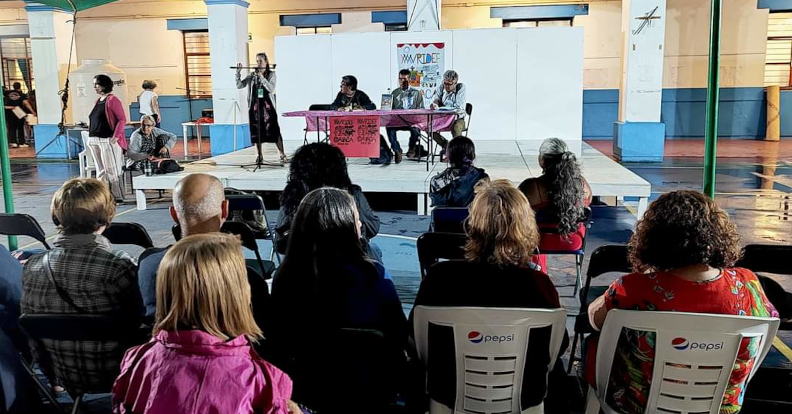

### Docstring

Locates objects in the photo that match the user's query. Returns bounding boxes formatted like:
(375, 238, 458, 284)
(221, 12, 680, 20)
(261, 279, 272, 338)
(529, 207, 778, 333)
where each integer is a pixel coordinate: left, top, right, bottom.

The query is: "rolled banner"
(766, 85, 780, 142)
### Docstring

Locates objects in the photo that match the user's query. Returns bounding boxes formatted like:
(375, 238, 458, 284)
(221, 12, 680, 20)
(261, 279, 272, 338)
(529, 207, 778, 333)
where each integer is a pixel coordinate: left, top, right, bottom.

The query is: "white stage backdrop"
(275, 28, 583, 152)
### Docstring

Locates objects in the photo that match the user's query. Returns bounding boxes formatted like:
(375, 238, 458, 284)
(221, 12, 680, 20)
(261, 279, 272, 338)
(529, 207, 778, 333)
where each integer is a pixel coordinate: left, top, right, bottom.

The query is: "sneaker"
(10, 143, 18, 148)
(394, 151, 403, 164)
(20, 143, 29, 148)
(406, 148, 415, 158)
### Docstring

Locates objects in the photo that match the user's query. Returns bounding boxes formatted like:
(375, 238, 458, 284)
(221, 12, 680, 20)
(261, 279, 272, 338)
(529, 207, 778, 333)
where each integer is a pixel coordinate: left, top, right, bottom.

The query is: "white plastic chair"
(414, 306, 567, 414)
(587, 309, 780, 414)
(79, 131, 97, 178)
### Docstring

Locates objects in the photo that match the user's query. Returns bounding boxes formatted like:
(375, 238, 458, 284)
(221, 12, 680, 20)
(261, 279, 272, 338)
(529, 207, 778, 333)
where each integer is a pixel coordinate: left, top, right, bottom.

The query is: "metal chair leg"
(567, 333, 581, 374)
(18, 356, 66, 412)
(71, 394, 84, 414)
(573, 255, 583, 296)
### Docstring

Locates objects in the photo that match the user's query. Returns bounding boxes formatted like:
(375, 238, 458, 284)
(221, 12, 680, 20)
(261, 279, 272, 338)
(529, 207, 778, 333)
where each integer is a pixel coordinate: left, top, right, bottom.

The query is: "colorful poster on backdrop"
(330, 115, 380, 157)
(396, 43, 445, 109)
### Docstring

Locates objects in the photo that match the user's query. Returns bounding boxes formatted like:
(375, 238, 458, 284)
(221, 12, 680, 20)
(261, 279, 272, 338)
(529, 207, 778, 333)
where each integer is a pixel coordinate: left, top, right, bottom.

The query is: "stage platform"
(132, 141, 651, 215)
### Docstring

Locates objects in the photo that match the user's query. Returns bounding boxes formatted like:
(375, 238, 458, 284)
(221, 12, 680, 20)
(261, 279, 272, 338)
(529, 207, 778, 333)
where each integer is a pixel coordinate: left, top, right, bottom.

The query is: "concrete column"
(26, 3, 77, 159)
(613, 0, 667, 162)
(407, 0, 441, 31)
(205, 0, 250, 155)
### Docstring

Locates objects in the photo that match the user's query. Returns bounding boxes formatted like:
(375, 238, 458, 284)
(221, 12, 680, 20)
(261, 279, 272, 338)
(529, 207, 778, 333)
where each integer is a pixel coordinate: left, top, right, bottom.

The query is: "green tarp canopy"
(25, 0, 121, 12)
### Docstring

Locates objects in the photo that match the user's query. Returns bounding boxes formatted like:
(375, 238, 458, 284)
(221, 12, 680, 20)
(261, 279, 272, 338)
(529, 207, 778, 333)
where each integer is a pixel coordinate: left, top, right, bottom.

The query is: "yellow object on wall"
(766, 85, 780, 142)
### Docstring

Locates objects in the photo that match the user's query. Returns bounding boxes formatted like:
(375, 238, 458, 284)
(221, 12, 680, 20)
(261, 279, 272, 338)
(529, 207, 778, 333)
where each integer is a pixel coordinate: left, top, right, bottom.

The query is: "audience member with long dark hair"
(413, 179, 569, 413)
(113, 233, 300, 414)
(429, 136, 489, 207)
(270, 187, 406, 411)
(519, 138, 592, 270)
(276, 143, 380, 255)
(586, 190, 778, 414)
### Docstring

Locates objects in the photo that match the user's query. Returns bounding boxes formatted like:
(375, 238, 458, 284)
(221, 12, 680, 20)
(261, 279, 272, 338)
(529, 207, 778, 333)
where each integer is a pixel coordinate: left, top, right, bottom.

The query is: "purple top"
(112, 330, 293, 414)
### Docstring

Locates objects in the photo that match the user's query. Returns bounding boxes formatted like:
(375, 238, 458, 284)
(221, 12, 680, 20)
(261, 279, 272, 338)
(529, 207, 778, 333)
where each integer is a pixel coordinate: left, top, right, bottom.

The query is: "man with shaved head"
(137, 173, 270, 330)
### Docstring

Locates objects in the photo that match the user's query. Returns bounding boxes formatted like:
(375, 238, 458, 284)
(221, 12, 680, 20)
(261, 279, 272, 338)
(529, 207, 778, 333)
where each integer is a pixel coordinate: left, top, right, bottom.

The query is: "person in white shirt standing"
(430, 70, 467, 150)
(138, 80, 162, 127)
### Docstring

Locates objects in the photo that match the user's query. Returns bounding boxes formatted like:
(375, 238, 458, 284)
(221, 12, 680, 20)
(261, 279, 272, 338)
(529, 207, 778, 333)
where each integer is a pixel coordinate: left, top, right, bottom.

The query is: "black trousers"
(5, 113, 25, 145)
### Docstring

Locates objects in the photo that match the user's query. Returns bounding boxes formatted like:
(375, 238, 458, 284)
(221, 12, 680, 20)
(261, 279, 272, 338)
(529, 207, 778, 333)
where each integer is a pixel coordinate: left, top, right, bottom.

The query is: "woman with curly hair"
(519, 138, 592, 270)
(276, 143, 380, 255)
(413, 180, 569, 412)
(585, 190, 778, 414)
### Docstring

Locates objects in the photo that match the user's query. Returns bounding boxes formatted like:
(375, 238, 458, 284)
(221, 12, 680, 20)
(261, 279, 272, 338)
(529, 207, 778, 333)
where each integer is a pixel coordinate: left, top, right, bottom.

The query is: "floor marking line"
(375, 234, 419, 241)
(773, 337, 792, 362)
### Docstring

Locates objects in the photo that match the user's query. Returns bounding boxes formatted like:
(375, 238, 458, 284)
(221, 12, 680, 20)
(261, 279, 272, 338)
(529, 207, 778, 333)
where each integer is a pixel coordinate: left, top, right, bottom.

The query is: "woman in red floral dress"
(586, 190, 778, 414)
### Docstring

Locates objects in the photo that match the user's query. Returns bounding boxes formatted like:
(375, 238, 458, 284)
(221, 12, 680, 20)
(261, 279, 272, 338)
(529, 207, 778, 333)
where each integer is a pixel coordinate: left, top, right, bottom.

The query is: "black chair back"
(538, 206, 593, 235)
(0, 213, 50, 249)
(287, 328, 404, 413)
(463, 103, 473, 137)
(417, 232, 468, 278)
(737, 244, 792, 275)
(586, 244, 631, 280)
(102, 222, 154, 249)
(737, 244, 792, 329)
(18, 313, 140, 396)
(225, 192, 274, 240)
(430, 207, 469, 234)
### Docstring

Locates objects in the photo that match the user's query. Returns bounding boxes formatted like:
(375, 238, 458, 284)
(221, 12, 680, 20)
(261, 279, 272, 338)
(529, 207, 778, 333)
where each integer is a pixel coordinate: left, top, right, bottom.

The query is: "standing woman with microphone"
(236, 52, 288, 163)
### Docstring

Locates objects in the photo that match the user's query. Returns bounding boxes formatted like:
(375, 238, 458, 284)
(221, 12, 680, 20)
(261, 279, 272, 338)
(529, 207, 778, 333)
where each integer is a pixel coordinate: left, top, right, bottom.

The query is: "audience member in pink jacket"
(112, 233, 300, 414)
(113, 330, 293, 414)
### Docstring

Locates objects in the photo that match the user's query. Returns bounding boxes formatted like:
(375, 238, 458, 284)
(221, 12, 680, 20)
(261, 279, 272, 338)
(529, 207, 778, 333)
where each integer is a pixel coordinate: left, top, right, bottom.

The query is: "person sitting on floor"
(519, 137, 592, 271)
(126, 115, 177, 171)
(21, 178, 142, 396)
(276, 143, 381, 259)
(269, 187, 406, 411)
(113, 233, 300, 414)
(137, 173, 270, 331)
(586, 190, 779, 414)
(413, 179, 569, 413)
(429, 136, 489, 207)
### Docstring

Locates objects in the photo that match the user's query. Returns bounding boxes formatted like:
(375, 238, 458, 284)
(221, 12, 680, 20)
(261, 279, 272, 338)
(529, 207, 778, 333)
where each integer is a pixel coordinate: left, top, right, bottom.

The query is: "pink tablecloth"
(283, 109, 458, 133)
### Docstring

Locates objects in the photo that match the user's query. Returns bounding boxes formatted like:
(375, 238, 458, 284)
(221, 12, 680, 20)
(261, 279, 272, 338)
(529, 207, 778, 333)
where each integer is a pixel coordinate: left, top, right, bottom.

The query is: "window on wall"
(0, 38, 34, 92)
(503, 19, 572, 28)
(296, 26, 332, 35)
(183, 31, 212, 99)
(765, 12, 792, 87)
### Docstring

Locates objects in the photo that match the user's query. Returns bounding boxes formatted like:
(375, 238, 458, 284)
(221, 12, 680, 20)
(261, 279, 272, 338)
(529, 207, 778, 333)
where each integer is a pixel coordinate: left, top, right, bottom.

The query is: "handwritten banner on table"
(329, 115, 380, 157)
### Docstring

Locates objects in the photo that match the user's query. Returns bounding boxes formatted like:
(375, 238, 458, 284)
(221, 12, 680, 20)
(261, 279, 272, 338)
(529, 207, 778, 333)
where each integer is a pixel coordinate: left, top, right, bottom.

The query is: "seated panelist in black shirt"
(330, 75, 376, 111)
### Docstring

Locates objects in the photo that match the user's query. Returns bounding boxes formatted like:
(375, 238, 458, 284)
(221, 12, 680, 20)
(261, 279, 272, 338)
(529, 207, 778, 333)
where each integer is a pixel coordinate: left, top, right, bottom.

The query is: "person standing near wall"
(236, 52, 288, 163)
(138, 80, 162, 127)
(87, 74, 128, 201)
(3, 83, 35, 148)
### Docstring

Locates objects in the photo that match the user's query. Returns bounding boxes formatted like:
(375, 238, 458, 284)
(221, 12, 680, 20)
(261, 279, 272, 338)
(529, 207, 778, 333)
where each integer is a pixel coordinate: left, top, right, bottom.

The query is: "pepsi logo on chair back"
(467, 331, 514, 344)
(671, 337, 724, 351)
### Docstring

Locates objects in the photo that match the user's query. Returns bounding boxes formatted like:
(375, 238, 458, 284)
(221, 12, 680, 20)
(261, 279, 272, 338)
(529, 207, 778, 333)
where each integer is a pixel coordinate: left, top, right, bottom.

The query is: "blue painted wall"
(583, 88, 792, 140)
(129, 95, 213, 138)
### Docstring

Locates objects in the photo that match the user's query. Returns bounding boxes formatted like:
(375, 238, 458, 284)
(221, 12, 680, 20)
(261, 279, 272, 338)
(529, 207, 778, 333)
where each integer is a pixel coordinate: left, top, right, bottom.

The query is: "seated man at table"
(430, 69, 467, 151)
(330, 75, 376, 111)
(386, 69, 424, 163)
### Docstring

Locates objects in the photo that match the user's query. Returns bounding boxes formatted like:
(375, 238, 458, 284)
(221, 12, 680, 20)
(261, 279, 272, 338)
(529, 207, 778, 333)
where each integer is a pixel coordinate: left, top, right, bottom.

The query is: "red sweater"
(94, 94, 128, 150)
